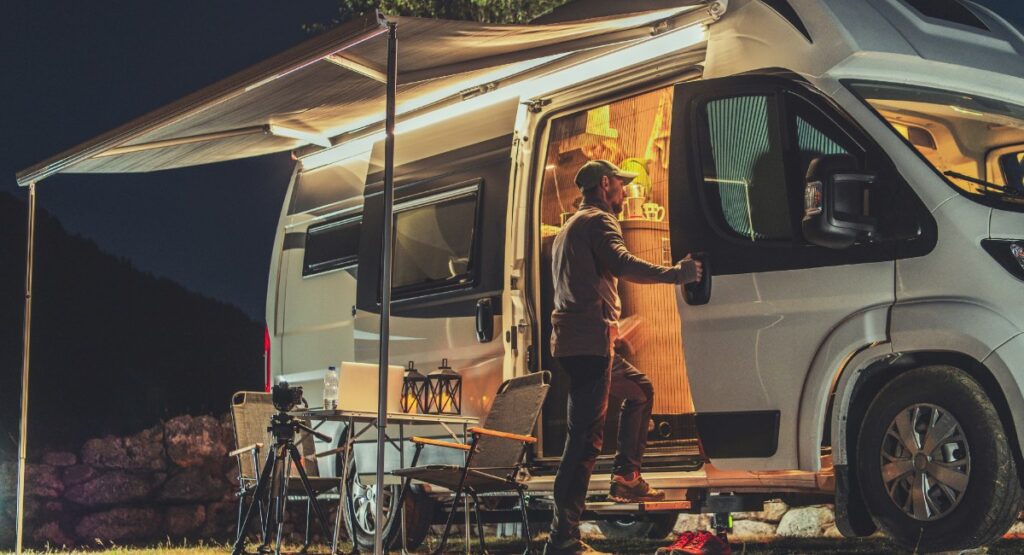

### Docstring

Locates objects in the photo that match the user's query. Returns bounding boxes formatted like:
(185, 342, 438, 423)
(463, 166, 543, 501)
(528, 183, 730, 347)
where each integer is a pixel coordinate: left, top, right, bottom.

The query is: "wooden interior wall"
(538, 85, 694, 415)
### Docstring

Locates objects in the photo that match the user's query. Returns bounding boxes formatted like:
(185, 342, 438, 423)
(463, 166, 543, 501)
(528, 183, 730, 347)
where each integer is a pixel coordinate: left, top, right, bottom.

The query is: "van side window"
(699, 95, 793, 241)
(303, 217, 361, 276)
(392, 185, 480, 295)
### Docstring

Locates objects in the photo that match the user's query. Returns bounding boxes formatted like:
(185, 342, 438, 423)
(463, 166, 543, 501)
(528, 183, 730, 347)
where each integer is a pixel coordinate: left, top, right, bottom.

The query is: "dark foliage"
(0, 192, 263, 456)
(304, 0, 567, 33)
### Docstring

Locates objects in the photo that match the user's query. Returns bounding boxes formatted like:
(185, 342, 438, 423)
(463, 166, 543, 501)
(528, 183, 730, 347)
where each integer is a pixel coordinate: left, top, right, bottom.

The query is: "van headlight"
(982, 240, 1024, 280)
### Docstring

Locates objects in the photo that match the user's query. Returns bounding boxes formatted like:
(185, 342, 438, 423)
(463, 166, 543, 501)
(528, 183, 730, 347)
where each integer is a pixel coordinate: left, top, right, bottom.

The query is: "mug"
(622, 196, 645, 220)
(643, 202, 665, 221)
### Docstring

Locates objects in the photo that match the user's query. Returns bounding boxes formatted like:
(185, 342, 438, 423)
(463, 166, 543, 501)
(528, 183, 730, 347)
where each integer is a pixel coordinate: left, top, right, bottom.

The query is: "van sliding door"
(354, 136, 512, 419)
(669, 75, 899, 471)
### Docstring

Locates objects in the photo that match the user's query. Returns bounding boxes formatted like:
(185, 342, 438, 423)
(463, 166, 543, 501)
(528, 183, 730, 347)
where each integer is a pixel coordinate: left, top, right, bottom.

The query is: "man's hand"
(678, 254, 704, 284)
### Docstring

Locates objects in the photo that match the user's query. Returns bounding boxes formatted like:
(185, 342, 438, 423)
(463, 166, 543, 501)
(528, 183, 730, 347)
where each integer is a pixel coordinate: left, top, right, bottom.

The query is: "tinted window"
(303, 217, 361, 276)
(1000, 152, 1024, 194)
(392, 187, 480, 293)
(700, 95, 792, 241)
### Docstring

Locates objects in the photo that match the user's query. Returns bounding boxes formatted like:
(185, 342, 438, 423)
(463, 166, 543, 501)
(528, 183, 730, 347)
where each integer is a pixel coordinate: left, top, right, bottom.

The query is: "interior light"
(950, 105, 985, 117)
(299, 23, 707, 171)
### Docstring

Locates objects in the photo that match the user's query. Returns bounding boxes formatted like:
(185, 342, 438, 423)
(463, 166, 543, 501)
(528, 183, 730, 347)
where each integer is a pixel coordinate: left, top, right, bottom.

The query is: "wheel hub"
(880, 403, 971, 521)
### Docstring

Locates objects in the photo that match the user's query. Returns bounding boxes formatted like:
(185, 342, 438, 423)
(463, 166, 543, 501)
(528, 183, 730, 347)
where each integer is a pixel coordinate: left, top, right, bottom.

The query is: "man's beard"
(610, 199, 623, 214)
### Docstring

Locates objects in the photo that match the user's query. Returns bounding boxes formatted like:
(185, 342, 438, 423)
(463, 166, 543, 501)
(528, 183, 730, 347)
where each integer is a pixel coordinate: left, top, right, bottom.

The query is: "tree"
(306, 0, 570, 33)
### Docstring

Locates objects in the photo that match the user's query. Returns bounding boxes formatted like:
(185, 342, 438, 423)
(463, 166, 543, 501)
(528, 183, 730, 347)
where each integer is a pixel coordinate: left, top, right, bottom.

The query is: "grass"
(4, 536, 1023, 554)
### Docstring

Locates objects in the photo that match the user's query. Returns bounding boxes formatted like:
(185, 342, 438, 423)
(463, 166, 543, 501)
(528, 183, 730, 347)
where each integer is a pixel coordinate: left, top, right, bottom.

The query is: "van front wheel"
(856, 366, 1022, 552)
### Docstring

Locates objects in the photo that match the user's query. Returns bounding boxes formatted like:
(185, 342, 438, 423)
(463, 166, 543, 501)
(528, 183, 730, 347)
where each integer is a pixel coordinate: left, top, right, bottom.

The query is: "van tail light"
(264, 324, 272, 393)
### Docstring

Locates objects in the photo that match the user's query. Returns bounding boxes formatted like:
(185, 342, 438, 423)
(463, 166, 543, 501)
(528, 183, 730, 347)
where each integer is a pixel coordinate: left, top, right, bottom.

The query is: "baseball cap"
(574, 160, 639, 191)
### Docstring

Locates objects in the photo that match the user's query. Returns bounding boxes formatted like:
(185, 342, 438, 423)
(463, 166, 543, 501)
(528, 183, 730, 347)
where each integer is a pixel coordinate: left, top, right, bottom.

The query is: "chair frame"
(396, 426, 538, 555)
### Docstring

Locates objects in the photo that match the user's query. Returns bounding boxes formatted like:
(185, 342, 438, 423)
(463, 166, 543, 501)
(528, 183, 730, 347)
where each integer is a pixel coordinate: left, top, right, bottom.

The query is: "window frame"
(302, 214, 362, 277)
(387, 180, 485, 301)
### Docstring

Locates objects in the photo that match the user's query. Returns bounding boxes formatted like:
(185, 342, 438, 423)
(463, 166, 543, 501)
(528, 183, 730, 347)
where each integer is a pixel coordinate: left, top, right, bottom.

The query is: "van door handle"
(476, 298, 494, 343)
(683, 252, 712, 306)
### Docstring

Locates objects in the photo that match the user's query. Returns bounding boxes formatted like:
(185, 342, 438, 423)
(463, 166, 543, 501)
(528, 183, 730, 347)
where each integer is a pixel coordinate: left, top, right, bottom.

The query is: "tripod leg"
(287, 444, 337, 549)
(232, 447, 279, 555)
(301, 497, 312, 553)
(274, 445, 291, 555)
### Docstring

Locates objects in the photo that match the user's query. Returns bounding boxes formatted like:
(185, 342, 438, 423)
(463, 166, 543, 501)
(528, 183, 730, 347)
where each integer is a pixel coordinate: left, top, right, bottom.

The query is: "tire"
(339, 450, 435, 551)
(596, 514, 677, 540)
(856, 366, 1023, 552)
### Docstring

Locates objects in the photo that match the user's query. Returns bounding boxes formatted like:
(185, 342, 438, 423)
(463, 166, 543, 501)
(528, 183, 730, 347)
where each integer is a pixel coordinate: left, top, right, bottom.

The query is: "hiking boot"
(542, 539, 609, 555)
(655, 530, 697, 554)
(608, 473, 666, 502)
(679, 531, 731, 555)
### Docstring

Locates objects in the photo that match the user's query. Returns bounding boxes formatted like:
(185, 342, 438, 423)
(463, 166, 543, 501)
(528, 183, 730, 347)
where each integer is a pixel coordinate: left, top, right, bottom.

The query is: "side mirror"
(802, 154, 879, 249)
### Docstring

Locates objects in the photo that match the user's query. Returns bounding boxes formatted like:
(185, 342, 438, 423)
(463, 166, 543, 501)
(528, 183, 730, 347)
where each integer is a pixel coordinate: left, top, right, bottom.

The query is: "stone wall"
(0, 414, 338, 549)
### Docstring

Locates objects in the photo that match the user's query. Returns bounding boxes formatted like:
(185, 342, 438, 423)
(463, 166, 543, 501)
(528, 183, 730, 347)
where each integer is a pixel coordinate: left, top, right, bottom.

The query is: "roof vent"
(903, 0, 989, 31)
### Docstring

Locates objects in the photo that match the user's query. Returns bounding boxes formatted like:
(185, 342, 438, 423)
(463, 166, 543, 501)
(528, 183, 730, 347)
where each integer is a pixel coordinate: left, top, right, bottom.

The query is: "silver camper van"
(266, 0, 1024, 551)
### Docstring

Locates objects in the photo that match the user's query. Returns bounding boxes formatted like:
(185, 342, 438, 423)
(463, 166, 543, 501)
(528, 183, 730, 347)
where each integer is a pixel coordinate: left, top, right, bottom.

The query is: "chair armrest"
(229, 443, 263, 457)
(411, 436, 471, 451)
(315, 446, 347, 458)
(468, 427, 537, 444)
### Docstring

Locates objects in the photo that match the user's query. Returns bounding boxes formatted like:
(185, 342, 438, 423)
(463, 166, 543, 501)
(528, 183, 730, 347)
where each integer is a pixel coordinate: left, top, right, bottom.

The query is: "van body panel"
(705, 0, 1024, 83)
(796, 305, 890, 471)
(991, 206, 1024, 240)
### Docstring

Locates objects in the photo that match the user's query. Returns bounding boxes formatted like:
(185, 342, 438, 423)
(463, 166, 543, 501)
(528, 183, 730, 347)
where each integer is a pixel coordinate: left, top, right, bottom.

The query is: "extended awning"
(15, 2, 721, 186)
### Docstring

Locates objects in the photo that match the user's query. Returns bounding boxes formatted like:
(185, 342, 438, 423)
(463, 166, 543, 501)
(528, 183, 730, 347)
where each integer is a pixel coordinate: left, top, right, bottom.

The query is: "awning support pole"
(374, 20, 397, 555)
(16, 181, 38, 555)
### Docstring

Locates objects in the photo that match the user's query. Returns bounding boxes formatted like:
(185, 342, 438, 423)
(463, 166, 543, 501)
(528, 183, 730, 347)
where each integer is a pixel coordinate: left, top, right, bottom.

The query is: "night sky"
(5, 0, 1024, 321)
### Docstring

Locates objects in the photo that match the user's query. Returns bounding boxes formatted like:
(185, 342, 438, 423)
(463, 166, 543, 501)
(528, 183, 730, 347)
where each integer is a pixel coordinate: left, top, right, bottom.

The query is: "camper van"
(264, 0, 1024, 551)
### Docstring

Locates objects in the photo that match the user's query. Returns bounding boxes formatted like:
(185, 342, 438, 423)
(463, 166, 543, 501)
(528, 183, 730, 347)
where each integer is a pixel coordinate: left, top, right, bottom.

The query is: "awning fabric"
(16, 2, 715, 185)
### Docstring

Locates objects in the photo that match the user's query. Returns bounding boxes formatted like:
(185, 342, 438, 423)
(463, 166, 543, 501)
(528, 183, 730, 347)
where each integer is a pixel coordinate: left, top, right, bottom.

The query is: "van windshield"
(849, 81, 1024, 209)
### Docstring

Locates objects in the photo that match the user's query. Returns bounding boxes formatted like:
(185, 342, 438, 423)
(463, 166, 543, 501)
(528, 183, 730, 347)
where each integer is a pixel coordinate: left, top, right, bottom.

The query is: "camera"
(272, 381, 305, 412)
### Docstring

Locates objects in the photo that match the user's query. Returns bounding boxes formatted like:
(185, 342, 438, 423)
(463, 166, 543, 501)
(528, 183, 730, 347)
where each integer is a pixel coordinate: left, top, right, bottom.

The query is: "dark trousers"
(549, 354, 654, 543)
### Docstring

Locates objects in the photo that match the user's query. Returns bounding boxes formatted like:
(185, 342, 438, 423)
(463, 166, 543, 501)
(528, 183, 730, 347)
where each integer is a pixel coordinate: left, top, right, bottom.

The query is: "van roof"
(15, 3, 718, 186)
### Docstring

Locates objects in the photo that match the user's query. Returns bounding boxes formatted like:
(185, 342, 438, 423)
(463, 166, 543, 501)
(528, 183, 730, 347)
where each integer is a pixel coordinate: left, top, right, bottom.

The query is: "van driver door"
(668, 75, 898, 470)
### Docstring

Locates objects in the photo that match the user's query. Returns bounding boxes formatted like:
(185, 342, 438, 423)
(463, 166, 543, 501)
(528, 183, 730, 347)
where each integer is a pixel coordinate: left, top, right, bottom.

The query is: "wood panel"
(618, 220, 693, 414)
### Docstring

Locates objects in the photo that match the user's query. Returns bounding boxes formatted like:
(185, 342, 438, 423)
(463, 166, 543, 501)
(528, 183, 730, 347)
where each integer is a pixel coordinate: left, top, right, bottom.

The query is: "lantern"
(401, 361, 429, 413)
(428, 358, 462, 415)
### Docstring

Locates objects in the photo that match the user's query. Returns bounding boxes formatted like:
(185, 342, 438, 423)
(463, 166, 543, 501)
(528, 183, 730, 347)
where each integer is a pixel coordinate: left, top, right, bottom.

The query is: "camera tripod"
(232, 411, 337, 555)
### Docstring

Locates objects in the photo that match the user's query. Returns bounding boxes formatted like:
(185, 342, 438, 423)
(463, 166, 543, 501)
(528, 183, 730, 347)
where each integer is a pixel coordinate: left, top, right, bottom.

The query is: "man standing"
(545, 160, 703, 555)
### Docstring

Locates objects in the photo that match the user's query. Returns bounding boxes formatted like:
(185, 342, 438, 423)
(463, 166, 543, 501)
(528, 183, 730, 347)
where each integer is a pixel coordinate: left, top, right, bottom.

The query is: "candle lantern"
(428, 358, 462, 415)
(401, 361, 429, 413)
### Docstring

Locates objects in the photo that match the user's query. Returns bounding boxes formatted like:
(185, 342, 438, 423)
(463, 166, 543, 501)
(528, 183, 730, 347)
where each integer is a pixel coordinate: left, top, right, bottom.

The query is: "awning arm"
(15, 11, 387, 187)
(325, 53, 388, 83)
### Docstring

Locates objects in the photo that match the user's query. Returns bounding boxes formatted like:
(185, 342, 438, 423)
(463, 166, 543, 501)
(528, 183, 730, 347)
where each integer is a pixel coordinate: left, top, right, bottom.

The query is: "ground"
(4, 537, 1023, 554)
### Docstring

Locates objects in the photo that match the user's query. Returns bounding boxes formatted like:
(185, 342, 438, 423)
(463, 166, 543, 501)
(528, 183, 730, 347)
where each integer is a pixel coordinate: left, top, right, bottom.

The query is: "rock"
(823, 524, 845, 538)
(673, 513, 711, 534)
(74, 507, 161, 542)
(203, 501, 240, 540)
(165, 415, 228, 468)
(64, 471, 153, 506)
(26, 464, 62, 498)
(760, 500, 789, 523)
(159, 468, 229, 502)
(1004, 520, 1024, 538)
(776, 505, 835, 537)
(730, 519, 777, 540)
(123, 425, 167, 471)
(81, 427, 166, 471)
(42, 451, 77, 467)
(33, 521, 75, 548)
(81, 436, 131, 469)
(165, 505, 206, 537)
(62, 464, 99, 487)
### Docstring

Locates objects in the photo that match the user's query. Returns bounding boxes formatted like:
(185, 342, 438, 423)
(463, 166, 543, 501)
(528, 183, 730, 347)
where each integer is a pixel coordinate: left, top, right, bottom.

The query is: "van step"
(585, 500, 693, 514)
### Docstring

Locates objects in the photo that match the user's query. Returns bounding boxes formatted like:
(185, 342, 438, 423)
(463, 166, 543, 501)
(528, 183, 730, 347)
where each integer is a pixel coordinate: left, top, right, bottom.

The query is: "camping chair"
(393, 371, 551, 555)
(229, 391, 345, 552)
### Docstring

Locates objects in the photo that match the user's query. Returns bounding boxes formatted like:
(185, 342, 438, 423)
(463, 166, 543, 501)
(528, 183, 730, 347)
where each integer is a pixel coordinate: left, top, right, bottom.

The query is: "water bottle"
(323, 366, 339, 410)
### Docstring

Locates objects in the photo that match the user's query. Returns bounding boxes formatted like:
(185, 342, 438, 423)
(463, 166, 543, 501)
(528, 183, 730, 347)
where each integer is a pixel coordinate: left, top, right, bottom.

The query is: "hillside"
(0, 192, 264, 455)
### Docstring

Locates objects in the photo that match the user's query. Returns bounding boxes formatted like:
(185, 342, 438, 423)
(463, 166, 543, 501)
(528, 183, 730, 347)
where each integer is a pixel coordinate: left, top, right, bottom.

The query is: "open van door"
(668, 74, 901, 471)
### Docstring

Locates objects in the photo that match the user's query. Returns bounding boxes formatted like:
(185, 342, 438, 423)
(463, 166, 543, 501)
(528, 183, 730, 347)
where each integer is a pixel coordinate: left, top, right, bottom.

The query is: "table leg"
(463, 423, 470, 555)
(400, 422, 408, 555)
